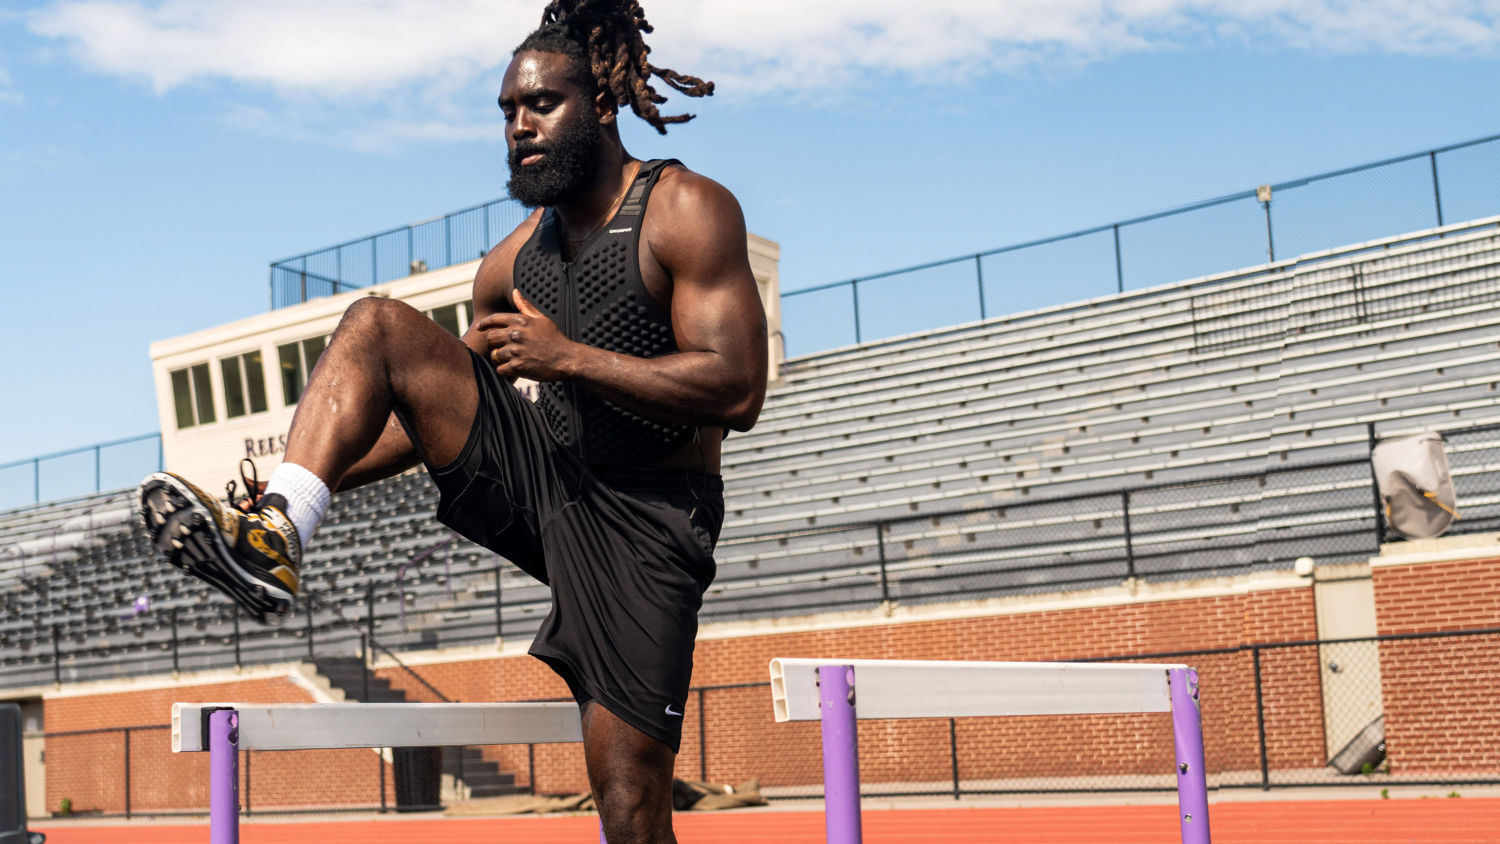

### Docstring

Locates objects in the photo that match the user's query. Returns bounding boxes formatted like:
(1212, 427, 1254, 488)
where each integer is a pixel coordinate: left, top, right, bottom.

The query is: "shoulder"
(644, 164, 747, 261)
(650, 164, 743, 223)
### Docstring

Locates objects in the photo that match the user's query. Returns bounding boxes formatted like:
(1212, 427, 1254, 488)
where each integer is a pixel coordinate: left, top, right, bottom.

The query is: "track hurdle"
(770, 658, 1211, 844)
(173, 702, 585, 844)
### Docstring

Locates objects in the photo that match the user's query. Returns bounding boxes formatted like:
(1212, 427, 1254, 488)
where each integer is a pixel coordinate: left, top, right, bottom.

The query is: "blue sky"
(2, 1, 1499, 499)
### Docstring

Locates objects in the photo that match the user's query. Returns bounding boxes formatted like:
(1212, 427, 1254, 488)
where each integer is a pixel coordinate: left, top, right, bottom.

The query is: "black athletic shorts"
(417, 349, 723, 752)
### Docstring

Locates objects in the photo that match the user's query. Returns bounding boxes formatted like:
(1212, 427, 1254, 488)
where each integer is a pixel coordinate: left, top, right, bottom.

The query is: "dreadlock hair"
(515, 0, 714, 135)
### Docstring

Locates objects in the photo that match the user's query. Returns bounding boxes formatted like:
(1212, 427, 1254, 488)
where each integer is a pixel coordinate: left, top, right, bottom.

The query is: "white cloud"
(25, 0, 1500, 145)
(0, 60, 21, 107)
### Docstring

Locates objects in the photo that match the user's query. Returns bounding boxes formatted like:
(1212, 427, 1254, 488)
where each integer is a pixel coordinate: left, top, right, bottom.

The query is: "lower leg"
(581, 701, 677, 844)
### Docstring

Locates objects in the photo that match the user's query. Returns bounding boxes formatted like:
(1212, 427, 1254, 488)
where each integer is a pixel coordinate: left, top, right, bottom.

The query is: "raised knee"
(340, 295, 418, 337)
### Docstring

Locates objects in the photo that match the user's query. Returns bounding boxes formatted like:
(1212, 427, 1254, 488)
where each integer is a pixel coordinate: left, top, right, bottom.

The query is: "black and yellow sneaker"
(138, 471, 302, 625)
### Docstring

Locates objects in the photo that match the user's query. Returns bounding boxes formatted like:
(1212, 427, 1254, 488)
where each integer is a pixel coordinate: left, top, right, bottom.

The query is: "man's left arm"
(479, 173, 769, 431)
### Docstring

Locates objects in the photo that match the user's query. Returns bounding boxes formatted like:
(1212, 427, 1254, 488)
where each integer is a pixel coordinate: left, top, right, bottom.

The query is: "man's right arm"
(336, 212, 539, 492)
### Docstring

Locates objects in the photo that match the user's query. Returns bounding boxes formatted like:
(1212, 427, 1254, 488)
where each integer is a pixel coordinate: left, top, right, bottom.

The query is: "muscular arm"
(483, 173, 768, 431)
(334, 211, 540, 492)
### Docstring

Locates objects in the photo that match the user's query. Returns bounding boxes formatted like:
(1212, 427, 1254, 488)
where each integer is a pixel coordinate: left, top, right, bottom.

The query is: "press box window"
(220, 351, 269, 419)
(279, 335, 331, 406)
(170, 363, 216, 429)
(427, 301, 473, 337)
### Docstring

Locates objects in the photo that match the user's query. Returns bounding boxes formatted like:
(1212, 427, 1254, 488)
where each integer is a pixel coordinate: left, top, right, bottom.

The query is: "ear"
(595, 89, 618, 126)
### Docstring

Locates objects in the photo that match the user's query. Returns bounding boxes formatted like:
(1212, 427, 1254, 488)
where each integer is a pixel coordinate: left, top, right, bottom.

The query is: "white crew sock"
(262, 462, 331, 546)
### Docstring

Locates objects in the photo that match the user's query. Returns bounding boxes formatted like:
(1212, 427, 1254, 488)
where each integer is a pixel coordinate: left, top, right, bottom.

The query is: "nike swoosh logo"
(665, 705, 682, 716)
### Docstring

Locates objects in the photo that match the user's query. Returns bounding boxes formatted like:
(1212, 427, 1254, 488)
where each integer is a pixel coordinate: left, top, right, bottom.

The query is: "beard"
(506, 110, 604, 208)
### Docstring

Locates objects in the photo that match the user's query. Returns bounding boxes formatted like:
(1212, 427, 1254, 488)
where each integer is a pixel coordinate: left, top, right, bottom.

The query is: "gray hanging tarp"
(1372, 431, 1460, 540)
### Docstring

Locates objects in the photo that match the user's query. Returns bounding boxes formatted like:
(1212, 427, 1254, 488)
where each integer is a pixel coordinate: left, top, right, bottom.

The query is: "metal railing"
(268, 197, 531, 309)
(11, 133, 1498, 512)
(0, 434, 161, 512)
(779, 132, 1500, 356)
(266, 133, 1500, 355)
(31, 625, 1499, 820)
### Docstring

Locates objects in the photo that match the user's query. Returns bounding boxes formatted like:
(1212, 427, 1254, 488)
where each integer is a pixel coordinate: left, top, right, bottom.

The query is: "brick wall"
(43, 581, 1327, 810)
(1374, 554, 1500, 775)
(384, 584, 1323, 792)
(43, 676, 395, 816)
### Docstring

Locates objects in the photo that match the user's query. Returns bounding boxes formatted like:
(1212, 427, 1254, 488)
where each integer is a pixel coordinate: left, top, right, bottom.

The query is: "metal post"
(1262, 200, 1275, 263)
(305, 594, 315, 661)
(697, 688, 708, 782)
(1113, 224, 1124, 293)
(123, 727, 132, 819)
(484, 204, 491, 251)
(94, 445, 101, 493)
(360, 635, 371, 703)
(851, 281, 862, 344)
(1168, 668, 1211, 844)
(1430, 151, 1444, 228)
(875, 523, 890, 604)
(494, 568, 504, 639)
(170, 608, 179, 674)
(1367, 422, 1386, 547)
(819, 664, 862, 844)
(445, 215, 452, 266)
(1252, 646, 1270, 790)
(33, 459, 39, 505)
(974, 254, 986, 320)
(51, 625, 61, 685)
(209, 709, 240, 844)
(1121, 491, 1136, 579)
(948, 718, 960, 800)
(366, 586, 377, 674)
(378, 744, 387, 812)
(371, 238, 378, 286)
(232, 606, 241, 670)
(407, 227, 414, 275)
(299, 271, 307, 305)
(528, 743, 537, 794)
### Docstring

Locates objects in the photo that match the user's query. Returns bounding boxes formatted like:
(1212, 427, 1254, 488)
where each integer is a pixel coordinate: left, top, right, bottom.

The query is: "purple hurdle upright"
(774, 659, 1213, 844)
(818, 665, 862, 844)
(1170, 667, 1211, 844)
(208, 708, 239, 844)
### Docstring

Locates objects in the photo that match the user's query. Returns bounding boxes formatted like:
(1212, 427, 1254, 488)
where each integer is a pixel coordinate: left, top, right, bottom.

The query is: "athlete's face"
(500, 51, 608, 208)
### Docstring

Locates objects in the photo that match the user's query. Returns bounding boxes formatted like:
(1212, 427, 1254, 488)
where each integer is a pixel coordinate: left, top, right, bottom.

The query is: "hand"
(474, 289, 579, 382)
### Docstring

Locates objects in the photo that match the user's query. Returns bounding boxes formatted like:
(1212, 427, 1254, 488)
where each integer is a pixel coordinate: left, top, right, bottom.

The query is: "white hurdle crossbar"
(173, 702, 584, 844)
(769, 658, 1211, 844)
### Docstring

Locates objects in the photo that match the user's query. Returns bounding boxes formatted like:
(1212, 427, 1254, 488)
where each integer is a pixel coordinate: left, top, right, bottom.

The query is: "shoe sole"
(139, 473, 295, 626)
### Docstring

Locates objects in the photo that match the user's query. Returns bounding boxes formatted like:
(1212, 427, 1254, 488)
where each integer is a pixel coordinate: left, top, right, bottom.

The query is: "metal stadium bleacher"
(3, 215, 1500, 687)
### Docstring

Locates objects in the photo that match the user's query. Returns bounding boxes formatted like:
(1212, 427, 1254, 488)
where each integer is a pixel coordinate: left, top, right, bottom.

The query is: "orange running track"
(30, 799, 1499, 844)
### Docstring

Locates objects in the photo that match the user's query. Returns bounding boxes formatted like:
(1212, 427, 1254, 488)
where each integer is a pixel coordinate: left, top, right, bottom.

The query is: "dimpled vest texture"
(512, 159, 696, 465)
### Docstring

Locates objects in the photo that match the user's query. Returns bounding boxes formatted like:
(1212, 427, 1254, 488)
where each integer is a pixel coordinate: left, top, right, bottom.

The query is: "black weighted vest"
(512, 159, 696, 465)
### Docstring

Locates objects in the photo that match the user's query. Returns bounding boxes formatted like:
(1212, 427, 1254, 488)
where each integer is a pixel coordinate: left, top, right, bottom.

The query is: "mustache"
(509, 143, 548, 169)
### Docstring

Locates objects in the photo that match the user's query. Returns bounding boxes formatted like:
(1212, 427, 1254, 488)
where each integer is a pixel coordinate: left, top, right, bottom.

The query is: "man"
(138, 2, 766, 841)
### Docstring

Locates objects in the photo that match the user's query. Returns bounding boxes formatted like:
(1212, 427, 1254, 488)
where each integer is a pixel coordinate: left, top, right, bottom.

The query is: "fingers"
(472, 312, 522, 332)
(512, 288, 544, 317)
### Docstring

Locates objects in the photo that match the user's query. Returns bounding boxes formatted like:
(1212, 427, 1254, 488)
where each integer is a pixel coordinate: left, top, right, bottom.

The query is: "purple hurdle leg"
(819, 664, 862, 844)
(209, 709, 240, 844)
(1169, 668, 1211, 844)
